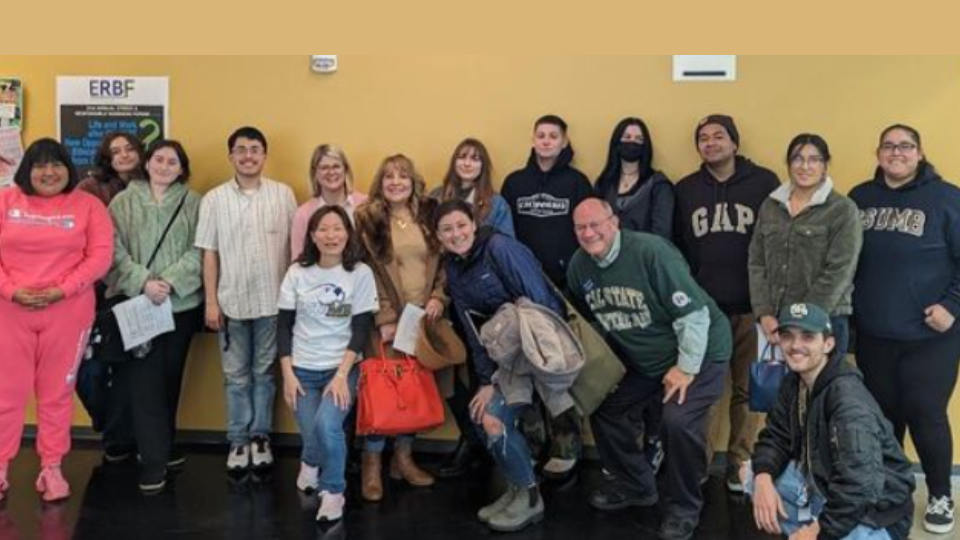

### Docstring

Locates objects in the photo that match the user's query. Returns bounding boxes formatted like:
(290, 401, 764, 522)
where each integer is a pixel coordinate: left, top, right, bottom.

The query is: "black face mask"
(618, 142, 645, 163)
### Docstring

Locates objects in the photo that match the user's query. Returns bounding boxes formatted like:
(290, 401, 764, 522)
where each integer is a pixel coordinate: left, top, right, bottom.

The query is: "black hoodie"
(674, 156, 780, 315)
(850, 163, 960, 340)
(501, 146, 593, 289)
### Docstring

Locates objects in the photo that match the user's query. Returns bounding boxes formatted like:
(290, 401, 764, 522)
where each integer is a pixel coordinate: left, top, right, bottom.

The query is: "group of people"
(0, 112, 957, 540)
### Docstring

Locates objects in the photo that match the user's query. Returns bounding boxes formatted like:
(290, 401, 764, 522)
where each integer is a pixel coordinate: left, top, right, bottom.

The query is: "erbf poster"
(57, 76, 168, 179)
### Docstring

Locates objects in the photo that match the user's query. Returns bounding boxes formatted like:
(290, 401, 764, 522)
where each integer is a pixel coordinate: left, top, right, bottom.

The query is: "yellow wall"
(4, 56, 960, 460)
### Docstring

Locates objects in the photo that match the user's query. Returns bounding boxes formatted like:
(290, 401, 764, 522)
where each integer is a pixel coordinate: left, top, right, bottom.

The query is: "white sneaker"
(924, 495, 955, 535)
(297, 463, 319, 492)
(316, 491, 345, 522)
(542, 458, 577, 475)
(250, 437, 274, 469)
(226, 444, 250, 472)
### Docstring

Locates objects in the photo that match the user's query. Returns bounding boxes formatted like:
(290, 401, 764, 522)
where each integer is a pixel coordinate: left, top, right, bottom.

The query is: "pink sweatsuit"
(0, 186, 113, 467)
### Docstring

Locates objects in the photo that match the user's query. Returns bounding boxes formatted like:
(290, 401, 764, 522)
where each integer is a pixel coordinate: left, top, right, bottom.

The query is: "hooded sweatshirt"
(501, 146, 593, 289)
(675, 156, 781, 315)
(850, 163, 960, 340)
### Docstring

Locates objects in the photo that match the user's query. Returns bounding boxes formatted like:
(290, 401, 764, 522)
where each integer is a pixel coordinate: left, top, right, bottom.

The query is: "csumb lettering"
(691, 203, 756, 237)
(859, 207, 926, 237)
(585, 286, 652, 331)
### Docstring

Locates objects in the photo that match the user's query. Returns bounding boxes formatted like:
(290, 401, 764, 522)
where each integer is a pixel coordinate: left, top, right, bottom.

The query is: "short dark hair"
(145, 139, 191, 184)
(94, 132, 145, 182)
(433, 199, 476, 232)
(227, 126, 268, 154)
(297, 205, 365, 272)
(786, 133, 831, 166)
(534, 114, 568, 135)
(14, 138, 80, 196)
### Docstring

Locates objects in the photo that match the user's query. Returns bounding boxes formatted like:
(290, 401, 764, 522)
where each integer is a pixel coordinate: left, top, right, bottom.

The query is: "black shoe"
(659, 515, 697, 540)
(589, 483, 658, 511)
(104, 444, 135, 464)
(167, 448, 187, 469)
(138, 467, 167, 495)
(437, 441, 484, 479)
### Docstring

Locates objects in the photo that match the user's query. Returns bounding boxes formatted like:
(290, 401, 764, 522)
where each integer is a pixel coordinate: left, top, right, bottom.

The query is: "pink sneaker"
(0, 463, 9, 502)
(35, 465, 70, 503)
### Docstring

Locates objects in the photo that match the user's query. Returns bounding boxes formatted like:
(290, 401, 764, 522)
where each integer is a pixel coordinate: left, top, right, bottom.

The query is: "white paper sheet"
(393, 303, 426, 356)
(112, 295, 175, 351)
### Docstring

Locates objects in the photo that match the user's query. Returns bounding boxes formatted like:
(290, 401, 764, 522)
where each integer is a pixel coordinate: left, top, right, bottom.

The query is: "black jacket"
(752, 358, 915, 540)
(674, 157, 780, 315)
(501, 146, 593, 289)
(596, 170, 675, 241)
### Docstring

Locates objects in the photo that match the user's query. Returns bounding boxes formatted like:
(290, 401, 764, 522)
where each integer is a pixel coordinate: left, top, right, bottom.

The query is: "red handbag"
(356, 345, 445, 436)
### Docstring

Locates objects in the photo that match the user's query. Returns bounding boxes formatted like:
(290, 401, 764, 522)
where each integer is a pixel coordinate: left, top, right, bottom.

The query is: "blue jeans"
(364, 434, 415, 452)
(831, 316, 850, 360)
(745, 461, 891, 540)
(292, 366, 358, 494)
(475, 389, 536, 488)
(220, 316, 277, 445)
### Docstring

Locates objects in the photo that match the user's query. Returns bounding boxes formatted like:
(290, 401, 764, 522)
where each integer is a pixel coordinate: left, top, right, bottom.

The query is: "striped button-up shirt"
(196, 177, 297, 320)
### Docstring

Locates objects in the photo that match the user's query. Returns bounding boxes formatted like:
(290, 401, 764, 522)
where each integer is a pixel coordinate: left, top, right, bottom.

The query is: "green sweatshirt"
(105, 180, 203, 313)
(567, 230, 732, 378)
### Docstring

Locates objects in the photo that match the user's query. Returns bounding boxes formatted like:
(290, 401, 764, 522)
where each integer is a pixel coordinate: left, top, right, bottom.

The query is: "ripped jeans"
(474, 388, 537, 488)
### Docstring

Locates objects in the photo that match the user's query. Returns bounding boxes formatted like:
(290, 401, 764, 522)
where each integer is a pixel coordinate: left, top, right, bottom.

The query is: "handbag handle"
(758, 343, 782, 364)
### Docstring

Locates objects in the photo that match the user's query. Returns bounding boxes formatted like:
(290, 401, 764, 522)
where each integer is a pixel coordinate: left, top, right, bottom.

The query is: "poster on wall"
(0, 77, 24, 188)
(57, 76, 169, 179)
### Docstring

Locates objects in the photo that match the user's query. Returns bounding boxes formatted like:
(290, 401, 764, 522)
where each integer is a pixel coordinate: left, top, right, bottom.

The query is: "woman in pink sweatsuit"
(0, 138, 113, 503)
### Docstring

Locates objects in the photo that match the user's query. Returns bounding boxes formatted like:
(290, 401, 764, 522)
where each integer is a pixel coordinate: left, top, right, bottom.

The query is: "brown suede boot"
(361, 451, 383, 502)
(389, 445, 435, 487)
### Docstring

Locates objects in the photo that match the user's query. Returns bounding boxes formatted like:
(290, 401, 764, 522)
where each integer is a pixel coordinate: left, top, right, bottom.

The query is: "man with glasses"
(674, 115, 781, 493)
(196, 126, 297, 472)
(566, 198, 732, 540)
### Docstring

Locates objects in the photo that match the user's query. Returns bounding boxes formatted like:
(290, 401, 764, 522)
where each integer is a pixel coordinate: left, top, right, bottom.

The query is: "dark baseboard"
(21, 427, 960, 474)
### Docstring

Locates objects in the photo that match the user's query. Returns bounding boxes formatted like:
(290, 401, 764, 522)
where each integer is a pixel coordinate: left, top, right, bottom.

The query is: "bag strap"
(758, 342, 780, 364)
(145, 191, 189, 271)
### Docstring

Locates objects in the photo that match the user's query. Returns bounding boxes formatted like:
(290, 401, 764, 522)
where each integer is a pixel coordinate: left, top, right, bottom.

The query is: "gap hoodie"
(850, 163, 960, 340)
(674, 157, 780, 315)
(501, 146, 593, 289)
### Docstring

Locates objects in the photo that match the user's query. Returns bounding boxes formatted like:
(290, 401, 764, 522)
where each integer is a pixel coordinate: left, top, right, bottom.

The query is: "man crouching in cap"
(743, 303, 915, 540)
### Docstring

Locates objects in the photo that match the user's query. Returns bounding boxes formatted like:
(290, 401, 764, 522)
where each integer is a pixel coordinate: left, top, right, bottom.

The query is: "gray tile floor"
(910, 475, 959, 539)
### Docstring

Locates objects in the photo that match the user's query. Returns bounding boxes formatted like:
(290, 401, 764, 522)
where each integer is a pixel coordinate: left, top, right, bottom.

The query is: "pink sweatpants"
(0, 292, 94, 467)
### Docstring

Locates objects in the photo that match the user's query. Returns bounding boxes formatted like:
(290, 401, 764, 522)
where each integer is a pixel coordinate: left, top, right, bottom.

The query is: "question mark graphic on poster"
(139, 118, 162, 148)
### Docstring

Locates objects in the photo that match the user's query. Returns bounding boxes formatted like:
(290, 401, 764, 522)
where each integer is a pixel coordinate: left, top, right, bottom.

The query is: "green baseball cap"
(777, 303, 832, 334)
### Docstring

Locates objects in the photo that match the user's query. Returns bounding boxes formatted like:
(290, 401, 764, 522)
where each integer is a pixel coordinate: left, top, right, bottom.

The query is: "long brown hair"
(440, 138, 496, 225)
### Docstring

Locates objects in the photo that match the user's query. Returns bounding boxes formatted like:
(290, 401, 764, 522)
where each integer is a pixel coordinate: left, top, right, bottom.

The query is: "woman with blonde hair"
(291, 145, 368, 261)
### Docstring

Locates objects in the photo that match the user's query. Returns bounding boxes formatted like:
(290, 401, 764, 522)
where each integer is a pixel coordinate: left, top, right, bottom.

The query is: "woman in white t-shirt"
(278, 205, 378, 523)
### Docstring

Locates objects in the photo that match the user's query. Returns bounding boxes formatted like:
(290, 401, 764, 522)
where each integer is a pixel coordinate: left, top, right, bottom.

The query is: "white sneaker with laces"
(297, 463, 319, 492)
(316, 491, 345, 522)
(226, 444, 250, 472)
(924, 495, 955, 535)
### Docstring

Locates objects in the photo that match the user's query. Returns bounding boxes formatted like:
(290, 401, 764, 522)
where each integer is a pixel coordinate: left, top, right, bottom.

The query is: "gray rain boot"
(487, 485, 544, 532)
(477, 483, 521, 523)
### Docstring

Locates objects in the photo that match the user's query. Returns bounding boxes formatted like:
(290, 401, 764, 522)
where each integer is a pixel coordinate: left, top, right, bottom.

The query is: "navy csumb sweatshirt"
(850, 163, 960, 340)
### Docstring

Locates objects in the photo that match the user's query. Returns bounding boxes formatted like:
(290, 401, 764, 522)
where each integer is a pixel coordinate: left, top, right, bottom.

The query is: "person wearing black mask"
(595, 117, 676, 476)
(595, 117, 675, 241)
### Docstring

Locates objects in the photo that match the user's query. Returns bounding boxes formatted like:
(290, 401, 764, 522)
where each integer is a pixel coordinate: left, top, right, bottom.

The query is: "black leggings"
(856, 330, 960, 498)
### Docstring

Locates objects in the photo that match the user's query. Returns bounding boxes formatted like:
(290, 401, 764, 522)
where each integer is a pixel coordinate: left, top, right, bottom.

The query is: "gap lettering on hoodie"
(859, 207, 926, 237)
(516, 193, 570, 218)
(691, 203, 755, 238)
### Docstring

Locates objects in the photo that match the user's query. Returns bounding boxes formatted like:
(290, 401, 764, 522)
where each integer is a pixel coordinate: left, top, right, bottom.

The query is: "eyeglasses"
(232, 146, 265, 157)
(573, 215, 615, 234)
(790, 155, 825, 167)
(318, 163, 344, 173)
(879, 142, 918, 154)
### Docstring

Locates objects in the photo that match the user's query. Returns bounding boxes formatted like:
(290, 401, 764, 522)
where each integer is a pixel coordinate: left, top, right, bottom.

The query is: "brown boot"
(390, 445, 435, 487)
(361, 451, 383, 502)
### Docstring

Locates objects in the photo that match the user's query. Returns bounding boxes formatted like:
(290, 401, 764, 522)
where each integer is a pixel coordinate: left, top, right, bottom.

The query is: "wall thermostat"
(311, 55, 338, 74)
